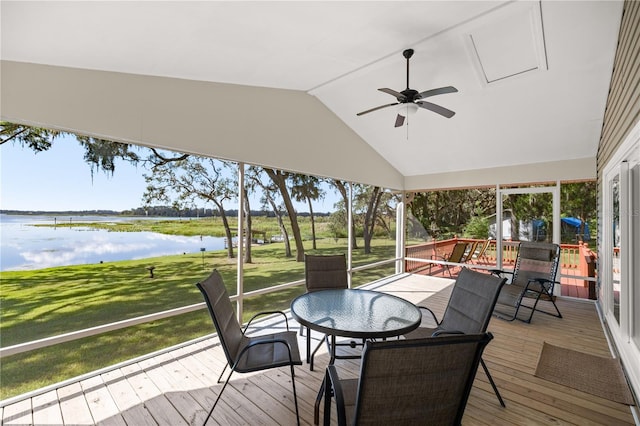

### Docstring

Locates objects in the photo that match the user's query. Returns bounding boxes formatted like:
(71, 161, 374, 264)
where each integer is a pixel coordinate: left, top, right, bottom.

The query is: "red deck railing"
(405, 238, 597, 300)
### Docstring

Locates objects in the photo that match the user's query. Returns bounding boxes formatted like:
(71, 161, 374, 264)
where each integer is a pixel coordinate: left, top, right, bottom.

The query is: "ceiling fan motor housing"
(400, 89, 419, 103)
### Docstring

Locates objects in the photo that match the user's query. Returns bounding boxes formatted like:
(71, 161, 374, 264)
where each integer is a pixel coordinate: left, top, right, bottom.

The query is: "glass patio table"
(290, 288, 422, 424)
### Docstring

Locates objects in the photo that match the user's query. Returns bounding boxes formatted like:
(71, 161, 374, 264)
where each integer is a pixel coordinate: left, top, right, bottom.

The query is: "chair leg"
(549, 298, 563, 318)
(204, 368, 234, 425)
(306, 326, 311, 364)
(207, 364, 300, 426)
(445, 264, 453, 278)
(481, 358, 506, 408)
(323, 370, 332, 426)
(289, 363, 301, 426)
(540, 286, 563, 319)
(310, 335, 326, 371)
(217, 363, 227, 383)
(523, 290, 563, 323)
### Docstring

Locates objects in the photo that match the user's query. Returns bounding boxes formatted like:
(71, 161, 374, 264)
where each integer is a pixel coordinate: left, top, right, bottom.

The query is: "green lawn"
(0, 231, 397, 400)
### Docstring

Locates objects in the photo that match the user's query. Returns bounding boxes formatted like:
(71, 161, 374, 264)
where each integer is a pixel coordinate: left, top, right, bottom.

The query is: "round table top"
(290, 288, 421, 339)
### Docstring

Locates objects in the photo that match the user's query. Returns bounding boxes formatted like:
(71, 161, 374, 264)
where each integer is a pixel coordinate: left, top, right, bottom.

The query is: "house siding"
(598, 1, 640, 167)
(597, 0, 640, 293)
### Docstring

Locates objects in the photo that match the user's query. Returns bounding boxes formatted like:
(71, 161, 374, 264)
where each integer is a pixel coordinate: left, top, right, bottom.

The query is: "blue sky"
(0, 134, 338, 213)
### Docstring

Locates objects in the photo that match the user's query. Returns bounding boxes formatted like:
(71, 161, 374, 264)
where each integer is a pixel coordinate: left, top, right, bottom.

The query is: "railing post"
(236, 162, 245, 322)
(579, 242, 598, 300)
(396, 201, 405, 274)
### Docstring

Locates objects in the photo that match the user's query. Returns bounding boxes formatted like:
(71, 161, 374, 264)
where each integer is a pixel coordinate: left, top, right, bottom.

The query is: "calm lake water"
(0, 214, 226, 271)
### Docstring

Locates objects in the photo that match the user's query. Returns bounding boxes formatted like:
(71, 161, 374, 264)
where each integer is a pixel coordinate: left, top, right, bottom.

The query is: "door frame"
(600, 121, 640, 396)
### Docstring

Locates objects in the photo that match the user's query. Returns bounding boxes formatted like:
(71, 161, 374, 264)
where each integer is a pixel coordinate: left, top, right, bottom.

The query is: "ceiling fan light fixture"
(398, 103, 419, 115)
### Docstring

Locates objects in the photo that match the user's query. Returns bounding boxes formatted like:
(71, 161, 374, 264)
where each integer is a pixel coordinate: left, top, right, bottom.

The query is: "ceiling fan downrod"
(404, 49, 414, 90)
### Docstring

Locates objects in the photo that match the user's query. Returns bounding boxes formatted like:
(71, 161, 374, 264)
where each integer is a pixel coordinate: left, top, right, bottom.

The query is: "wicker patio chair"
(491, 241, 562, 323)
(403, 267, 507, 407)
(324, 333, 493, 425)
(196, 269, 302, 426)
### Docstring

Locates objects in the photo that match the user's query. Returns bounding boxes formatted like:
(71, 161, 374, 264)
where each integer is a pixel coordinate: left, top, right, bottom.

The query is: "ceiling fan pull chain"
(406, 115, 409, 140)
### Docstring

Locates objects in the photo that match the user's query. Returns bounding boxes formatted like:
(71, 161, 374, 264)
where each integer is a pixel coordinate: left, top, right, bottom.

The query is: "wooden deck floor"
(2, 274, 637, 425)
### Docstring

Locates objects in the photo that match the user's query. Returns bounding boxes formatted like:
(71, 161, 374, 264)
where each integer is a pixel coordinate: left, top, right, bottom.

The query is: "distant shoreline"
(1, 209, 123, 216)
(0, 208, 330, 217)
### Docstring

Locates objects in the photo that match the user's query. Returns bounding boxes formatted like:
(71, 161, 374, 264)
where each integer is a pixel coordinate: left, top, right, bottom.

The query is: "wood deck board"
(139, 354, 204, 425)
(2, 397, 32, 425)
(80, 375, 126, 426)
(117, 369, 182, 426)
(2, 274, 636, 425)
(58, 381, 96, 425)
(31, 389, 64, 425)
(100, 368, 159, 426)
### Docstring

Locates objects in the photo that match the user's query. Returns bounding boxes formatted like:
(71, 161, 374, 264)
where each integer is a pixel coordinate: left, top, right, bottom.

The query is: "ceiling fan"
(357, 48, 458, 127)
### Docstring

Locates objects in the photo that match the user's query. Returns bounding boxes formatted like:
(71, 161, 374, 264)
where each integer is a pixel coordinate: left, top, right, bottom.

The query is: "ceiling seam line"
(306, 1, 514, 94)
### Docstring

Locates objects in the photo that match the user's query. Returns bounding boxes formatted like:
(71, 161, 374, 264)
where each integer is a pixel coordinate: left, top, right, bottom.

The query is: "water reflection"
(0, 215, 225, 271)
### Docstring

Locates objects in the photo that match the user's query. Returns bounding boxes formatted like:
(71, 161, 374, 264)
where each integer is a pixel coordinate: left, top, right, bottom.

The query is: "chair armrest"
(243, 310, 290, 334)
(526, 277, 557, 293)
(326, 365, 348, 426)
(489, 268, 513, 277)
(432, 329, 464, 337)
(530, 277, 556, 285)
(417, 306, 441, 326)
(233, 337, 298, 370)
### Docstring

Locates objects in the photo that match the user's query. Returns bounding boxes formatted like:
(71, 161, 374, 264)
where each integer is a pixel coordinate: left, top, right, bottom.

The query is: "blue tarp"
(561, 217, 590, 241)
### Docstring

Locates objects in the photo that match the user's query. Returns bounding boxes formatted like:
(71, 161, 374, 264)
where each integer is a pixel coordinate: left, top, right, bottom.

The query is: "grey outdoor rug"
(534, 342, 635, 405)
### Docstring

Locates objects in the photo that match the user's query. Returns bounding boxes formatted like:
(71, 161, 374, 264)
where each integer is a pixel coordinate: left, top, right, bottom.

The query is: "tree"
(1, 123, 62, 151)
(463, 214, 490, 239)
(329, 179, 358, 249)
(374, 191, 400, 238)
(561, 181, 596, 242)
(142, 157, 238, 258)
(264, 169, 305, 262)
(503, 192, 552, 241)
(1, 122, 142, 176)
(328, 209, 348, 242)
(408, 189, 495, 239)
(242, 187, 253, 264)
(246, 166, 292, 257)
(290, 174, 324, 250)
(360, 186, 383, 254)
(350, 185, 398, 254)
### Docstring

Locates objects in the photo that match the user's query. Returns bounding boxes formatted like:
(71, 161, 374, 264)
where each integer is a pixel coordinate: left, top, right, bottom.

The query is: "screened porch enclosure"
(2, 0, 637, 420)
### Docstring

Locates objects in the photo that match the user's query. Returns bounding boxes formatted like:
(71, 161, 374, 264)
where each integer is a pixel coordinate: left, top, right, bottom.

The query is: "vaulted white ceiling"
(0, 1, 623, 191)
